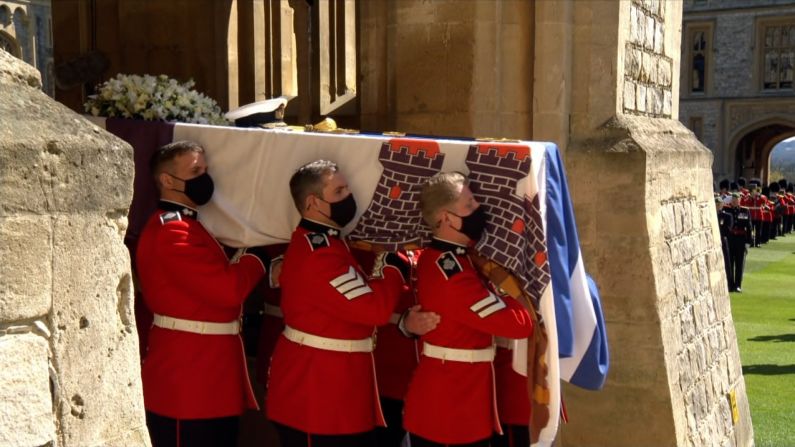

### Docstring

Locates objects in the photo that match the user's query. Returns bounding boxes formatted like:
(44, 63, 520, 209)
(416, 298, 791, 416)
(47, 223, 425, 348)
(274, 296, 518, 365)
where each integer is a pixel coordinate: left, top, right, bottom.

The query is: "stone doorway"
(732, 120, 795, 183)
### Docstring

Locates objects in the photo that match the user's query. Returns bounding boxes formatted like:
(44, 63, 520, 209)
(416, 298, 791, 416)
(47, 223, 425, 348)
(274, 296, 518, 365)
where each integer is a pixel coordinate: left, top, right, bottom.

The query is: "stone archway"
(0, 29, 19, 57)
(729, 118, 795, 182)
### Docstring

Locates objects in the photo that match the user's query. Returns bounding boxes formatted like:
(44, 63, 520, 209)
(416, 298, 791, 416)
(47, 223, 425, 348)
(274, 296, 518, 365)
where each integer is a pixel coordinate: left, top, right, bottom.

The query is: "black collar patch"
(158, 200, 198, 219)
(436, 251, 463, 280)
(430, 238, 468, 255)
(300, 218, 341, 238)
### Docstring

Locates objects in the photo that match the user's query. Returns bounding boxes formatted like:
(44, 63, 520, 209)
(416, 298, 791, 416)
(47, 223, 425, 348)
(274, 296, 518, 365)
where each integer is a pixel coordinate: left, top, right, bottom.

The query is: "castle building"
(679, 0, 795, 182)
(0, 0, 53, 95)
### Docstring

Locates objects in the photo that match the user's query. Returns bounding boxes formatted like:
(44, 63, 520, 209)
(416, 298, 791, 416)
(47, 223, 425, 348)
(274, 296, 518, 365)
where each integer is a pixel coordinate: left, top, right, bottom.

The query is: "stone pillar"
(359, 0, 534, 139)
(559, 1, 753, 446)
(0, 50, 149, 446)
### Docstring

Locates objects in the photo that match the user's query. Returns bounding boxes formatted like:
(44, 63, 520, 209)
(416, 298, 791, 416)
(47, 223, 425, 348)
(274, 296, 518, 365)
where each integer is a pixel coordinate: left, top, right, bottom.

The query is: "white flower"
(83, 73, 229, 125)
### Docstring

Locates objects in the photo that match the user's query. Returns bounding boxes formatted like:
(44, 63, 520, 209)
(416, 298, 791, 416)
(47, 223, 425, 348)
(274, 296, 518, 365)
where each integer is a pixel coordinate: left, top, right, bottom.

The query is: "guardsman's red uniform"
(255, 247, 420, 400)
(763, 196, 773, 222)
(361, 249, 421, 402)
(266, 219, 405, 435)
(254, 244, 288, 390)
(357, 248, 421, 447)
(740, 194, 753, 213)
(785, 193, 795, 232)
(747, 194, 766, 246)
(747, 194, 764, 221)
(404, 238, 533, 445)
(494, 340, 531, 425)
(136, 200, 266, 419)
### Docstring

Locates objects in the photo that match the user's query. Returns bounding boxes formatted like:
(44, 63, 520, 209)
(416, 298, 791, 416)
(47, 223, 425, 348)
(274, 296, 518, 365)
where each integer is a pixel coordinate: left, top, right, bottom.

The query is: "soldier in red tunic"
(404, 172, 534, 447)
(266, 160, 410, 447)
(746, 181, 764, 247)
(358, 248, 440, 447)
(136, 141, 271, 447)
(254, 246, 439, 447)
(492, 336, 532, 447)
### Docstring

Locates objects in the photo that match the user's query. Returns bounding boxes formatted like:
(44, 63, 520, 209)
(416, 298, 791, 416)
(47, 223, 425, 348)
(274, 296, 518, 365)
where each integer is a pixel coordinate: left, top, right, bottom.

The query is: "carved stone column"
(560, 2, 754, 446)
(0, 49, 148, 446)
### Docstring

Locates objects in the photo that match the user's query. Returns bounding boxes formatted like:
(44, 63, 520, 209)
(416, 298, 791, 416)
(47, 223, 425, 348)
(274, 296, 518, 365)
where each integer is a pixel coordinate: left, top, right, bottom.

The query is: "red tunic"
(494, 344, 531, 426)
(266, 219, 404, 434)
(136, 202, 266, 419)
(746, 195, 765, 221)
(254, 244, 289, 390)
(762, 196, 773, 223)
(403, 239, 534, 444)
(356, 249, 421, 401)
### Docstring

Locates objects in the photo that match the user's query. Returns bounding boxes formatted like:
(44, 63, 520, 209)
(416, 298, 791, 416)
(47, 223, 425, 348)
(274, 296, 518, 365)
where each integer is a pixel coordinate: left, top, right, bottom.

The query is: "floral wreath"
(84, 74, 229, 125)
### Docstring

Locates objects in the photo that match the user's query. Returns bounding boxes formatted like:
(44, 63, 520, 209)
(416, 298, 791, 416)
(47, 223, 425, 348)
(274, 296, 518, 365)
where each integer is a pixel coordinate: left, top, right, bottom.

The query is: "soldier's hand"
(372, 251, 410, 282)
(401, 305, 441, 337)
(269, 256, 284, 288)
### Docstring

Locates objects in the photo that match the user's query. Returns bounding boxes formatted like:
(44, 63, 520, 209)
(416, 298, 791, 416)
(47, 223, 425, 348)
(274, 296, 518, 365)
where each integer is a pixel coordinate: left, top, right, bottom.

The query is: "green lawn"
(730, 234, 795, 447)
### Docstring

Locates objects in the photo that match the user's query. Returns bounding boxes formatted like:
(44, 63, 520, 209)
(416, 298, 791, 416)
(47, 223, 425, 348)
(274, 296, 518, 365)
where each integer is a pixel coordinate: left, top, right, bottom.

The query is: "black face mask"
(450, 207, 488, 242)
(169, 172, 215, 206)
(320, 193, 358, 228)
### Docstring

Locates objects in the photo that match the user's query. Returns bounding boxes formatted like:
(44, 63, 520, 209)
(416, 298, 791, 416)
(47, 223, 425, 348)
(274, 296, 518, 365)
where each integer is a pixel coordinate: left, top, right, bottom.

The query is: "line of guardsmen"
(135, 140, 536, 447)
(715, 177, 795, 293)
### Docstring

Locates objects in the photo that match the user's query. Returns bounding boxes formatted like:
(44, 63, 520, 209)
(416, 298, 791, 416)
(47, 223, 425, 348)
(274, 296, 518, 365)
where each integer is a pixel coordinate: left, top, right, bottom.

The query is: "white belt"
(422, 341, 495, 363)
(283, 325, 374, 353)
(263, 303, 283, 318)
(152, 314, 240, 335)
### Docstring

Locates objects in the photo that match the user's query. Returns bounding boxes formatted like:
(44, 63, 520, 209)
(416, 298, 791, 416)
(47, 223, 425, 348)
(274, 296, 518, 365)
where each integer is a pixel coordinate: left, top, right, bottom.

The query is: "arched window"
(691, 30, 707, 93)
(12, 6, 30, 63)
(685, 22, 712, 96)
(0, 30, 20, 58)
(0, 5, 11, 27)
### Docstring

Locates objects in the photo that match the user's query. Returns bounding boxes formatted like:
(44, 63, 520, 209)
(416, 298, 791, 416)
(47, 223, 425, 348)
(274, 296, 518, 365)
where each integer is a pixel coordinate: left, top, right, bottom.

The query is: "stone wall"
(679, 100, 723, 175)
(0, 49, 149, 446)
(680, 0, 795, 180)
(564, 116, 753, 447)
(624, 0, 674, 118)
(359, 0, 534, 139)
(552, 1, 754, 445)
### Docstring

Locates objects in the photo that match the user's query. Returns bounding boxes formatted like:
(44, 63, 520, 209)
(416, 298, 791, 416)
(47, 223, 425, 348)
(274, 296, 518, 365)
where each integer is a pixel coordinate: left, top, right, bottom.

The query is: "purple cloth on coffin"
(105, 118, 176, 258)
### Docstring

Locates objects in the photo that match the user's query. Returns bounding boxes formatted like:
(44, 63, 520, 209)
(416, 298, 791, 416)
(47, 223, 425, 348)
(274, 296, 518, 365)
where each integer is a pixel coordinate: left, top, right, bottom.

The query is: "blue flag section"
(543, 144, 609, 390)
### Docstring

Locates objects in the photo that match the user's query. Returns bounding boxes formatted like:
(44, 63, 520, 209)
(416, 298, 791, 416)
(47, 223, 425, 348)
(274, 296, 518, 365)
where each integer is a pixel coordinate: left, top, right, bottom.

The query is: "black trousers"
(760, 221, 770, 244)
(274, 422, 377, 447)
(376, 397, 406, 447)
(770, 217, 780, 240)
(492, 424, 530, 447)
(752, 220, 762, 246)
(409, 433, 490, 447)
(146, 411, 238, 447)
(727, 235, 747, 290)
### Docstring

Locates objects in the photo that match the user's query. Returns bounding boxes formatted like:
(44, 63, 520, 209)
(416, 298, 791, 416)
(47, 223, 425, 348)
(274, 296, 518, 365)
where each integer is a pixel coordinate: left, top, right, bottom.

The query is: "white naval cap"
(225, 96, 293, 127)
